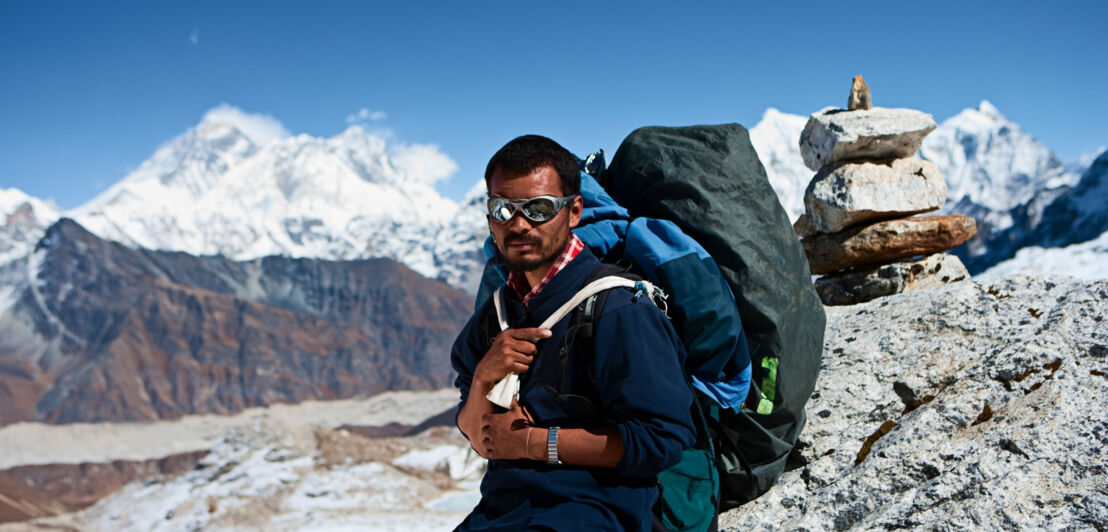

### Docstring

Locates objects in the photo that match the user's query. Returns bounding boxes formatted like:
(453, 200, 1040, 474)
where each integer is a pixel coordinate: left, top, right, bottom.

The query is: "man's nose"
(505, 211, 534, 231)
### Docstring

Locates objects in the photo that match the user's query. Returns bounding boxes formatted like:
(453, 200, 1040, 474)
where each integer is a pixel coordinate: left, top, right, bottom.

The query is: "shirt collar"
(507, 233, 585, 306)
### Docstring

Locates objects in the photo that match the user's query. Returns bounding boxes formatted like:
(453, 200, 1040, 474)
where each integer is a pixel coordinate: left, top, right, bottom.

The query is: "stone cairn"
(794, 76, 978, 306)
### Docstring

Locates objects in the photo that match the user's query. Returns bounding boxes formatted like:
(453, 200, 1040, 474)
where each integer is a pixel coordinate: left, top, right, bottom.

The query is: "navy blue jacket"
(452, 248, 696, 531)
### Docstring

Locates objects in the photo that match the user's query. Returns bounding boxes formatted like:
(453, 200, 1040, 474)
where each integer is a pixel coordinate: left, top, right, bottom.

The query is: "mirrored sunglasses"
(486, 194, 577, 223)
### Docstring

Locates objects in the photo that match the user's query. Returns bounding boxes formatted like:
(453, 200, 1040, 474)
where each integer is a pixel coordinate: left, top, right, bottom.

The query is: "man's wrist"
(530, 428, 549, 461)
(469, 378, 496, 399)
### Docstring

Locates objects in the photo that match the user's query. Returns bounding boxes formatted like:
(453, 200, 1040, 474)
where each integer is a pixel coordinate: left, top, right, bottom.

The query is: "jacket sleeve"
(591, 294, 696, 478)
(450, 302, 492, 437)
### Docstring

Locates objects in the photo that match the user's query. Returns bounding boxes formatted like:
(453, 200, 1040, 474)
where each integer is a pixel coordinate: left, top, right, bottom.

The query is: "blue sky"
(2, 1, 1105, 208)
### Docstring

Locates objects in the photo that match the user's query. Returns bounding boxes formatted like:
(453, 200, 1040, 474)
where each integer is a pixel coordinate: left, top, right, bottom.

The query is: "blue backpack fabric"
(475, 172, 752, 532)
(475, 174, 752, 410)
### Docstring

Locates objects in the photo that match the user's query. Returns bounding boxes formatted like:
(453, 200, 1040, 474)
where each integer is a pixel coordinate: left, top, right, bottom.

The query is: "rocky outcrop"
(814, 253, 969, 306)
(804, 159, 946, 233)
(797, 82, 974, 305)
(721, 276, 1108, 530)
(799, 107, 936, 171)
(0, 472, 70, 524)
(802, 215, 977, 274)
(0, 219, 471, 426)
(0, 450, 208, 522)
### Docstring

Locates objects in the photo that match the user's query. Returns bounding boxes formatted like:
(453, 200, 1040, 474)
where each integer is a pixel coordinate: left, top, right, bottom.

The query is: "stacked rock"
(795, 76, 977, 306)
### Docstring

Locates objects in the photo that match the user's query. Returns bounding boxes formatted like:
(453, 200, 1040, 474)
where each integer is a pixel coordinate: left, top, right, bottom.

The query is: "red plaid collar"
(507, 233, 585, 306)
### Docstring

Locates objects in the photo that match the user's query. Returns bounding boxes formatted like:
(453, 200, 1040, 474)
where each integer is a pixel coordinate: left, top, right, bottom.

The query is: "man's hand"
(458, 327, 549, 457)
(480, 400, 537, 461)
(472, 327, 551, 390)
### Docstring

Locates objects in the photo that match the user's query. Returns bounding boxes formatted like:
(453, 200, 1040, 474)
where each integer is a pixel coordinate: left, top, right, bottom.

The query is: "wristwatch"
(547, 427, 562, 465)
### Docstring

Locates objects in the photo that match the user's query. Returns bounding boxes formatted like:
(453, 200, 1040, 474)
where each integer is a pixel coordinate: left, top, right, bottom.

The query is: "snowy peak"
(199, 103, 290, 147)
(80, 122, 260, 214)
(920, 100, 1077, 212)
(976, 99, 1001, 118)
(63, 105, 471, 286)
(0, 188, 61, 265)
(748, 108, 809, 220)
(0, 188, 61, 224)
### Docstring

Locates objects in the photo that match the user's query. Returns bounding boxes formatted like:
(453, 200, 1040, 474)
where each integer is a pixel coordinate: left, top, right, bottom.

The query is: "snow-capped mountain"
(0, 189, 61, 266)
(70, 106, 469, 287)
(916, 101, 1088, 271)
(978, 150, 1108, 278)
(920, 100, 1079, 213)
(433, 180, 490, 294)
(2, 101, 1101, 293)
(748, 108, 810, 221)
(1019, 149, 1108, 249)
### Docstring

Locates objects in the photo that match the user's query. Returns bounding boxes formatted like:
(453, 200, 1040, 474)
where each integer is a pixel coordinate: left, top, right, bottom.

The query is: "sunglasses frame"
(486, 194, 578, 223)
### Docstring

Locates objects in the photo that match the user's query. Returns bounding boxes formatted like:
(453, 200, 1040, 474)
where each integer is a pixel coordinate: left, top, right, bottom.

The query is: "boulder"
(792, 214, 816, 238)
(799, 107, 937, 171)
(802, 214, 977, 275)
(805, 159, 947, 233)
(813, 253, 969, 306)
(720, 276, 1108, 529)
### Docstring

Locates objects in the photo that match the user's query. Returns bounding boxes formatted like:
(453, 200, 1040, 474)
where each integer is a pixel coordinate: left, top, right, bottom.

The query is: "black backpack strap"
(544, 263, 640, 414)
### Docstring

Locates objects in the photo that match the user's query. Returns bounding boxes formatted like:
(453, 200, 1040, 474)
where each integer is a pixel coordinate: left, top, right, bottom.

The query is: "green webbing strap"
(756, 357, 778, 415)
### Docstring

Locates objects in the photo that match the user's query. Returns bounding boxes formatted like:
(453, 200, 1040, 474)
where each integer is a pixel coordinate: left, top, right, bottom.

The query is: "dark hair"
(484, 135, 580, 195)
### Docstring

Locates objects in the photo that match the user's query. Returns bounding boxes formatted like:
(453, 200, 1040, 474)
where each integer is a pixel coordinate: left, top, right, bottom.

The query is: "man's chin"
(504, 256, 548, 272)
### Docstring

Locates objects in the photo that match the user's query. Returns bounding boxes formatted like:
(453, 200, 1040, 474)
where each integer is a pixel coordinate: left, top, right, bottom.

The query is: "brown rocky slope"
(0, 219, 471, 426)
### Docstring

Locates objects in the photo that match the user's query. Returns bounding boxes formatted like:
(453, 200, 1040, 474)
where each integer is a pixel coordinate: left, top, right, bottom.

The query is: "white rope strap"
(485, 276, 662, 408)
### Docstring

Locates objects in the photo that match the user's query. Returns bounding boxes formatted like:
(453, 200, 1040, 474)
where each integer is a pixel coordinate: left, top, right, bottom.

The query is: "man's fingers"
(506, 327, 551, 341)
(503, 338, 539, 356)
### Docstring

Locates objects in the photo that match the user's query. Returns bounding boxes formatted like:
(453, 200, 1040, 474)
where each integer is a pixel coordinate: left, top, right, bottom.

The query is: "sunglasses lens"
(522, 198, 558, 221)
(488, 198, 514, 222)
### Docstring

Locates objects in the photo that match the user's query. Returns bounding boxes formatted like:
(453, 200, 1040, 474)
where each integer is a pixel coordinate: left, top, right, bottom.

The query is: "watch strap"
(547, 427, 561, 465)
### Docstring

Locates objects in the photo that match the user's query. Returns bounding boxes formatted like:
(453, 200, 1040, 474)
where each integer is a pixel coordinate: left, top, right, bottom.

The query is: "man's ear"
(567, 195, 584, 229)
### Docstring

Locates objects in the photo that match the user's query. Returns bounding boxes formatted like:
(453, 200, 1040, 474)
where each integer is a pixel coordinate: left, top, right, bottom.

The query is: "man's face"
(487, 165, 582, 273)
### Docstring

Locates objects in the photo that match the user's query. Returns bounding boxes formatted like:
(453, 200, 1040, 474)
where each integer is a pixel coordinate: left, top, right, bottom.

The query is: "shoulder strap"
(491, 288, 509, 332)
(485, 268, 666, 409)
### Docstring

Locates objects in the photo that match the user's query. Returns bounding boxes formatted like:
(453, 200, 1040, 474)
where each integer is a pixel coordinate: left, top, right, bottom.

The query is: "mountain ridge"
(2, 102, 1101, 291)
(0, 217, 470, 426)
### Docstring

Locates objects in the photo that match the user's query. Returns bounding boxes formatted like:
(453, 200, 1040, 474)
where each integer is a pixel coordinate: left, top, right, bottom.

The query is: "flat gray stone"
(813, 253, 969, 305)
(799, 107, 937, 171)
(805, 158, 947, 233)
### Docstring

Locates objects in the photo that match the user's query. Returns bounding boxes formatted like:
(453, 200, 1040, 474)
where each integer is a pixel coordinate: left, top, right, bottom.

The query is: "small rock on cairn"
(796, 76, 977, 305)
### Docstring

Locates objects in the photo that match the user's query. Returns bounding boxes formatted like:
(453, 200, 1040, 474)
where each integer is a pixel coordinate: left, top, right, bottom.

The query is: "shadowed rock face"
(0, 219, 472, 426)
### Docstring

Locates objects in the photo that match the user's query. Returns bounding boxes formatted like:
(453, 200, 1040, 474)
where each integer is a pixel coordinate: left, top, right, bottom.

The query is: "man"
(451, 135, 696, 531)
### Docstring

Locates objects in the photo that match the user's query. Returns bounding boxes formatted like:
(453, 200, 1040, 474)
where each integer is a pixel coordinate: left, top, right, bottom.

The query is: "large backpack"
(475, 123, 825, 526)
(602, 124, 826, 509)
